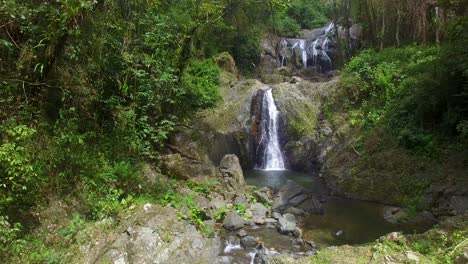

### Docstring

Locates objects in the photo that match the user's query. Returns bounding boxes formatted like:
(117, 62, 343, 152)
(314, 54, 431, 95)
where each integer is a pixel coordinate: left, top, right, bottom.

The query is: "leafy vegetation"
(324, 17, 467, 206)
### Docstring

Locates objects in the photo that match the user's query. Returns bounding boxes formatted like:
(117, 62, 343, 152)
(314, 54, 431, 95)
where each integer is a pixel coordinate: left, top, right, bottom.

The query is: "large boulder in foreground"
(219, 154, 245, 191)
(161, 153, 219, 180)
(82, 204, 220, 264)
(223, 211, 246, 230)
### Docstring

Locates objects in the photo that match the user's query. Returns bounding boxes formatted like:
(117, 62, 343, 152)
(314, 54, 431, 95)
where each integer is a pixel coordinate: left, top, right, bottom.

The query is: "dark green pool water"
(244, 169, 428, 247)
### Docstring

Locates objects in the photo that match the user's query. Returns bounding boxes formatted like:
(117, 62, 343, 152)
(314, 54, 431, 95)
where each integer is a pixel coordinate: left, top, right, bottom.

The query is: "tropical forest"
(0, 0, 467, 263)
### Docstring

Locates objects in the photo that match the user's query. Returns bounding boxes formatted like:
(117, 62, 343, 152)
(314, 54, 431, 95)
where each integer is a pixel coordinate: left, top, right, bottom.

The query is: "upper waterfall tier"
(278, 22, 335, 73)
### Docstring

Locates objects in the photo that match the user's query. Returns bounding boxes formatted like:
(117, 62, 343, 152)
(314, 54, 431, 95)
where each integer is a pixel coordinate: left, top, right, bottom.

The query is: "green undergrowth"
(2, 174, 223, 263)
(323, 32, 468, 206)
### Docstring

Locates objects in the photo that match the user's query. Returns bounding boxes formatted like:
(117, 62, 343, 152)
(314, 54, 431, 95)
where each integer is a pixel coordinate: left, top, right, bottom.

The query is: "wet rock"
(292, 238, 304, 246)
(233, 195, 248, 205)
(240, 236, 258, 249)
(226, 235, 240, 245)
(219, 255, 234, 264)
(383, 206, 406, 224)
(293, 227, 303, 238)
(219, 155, 246, 191)
(237, 229, 247, 238)
(277, 213, 297, 235)
(254, 247, 279, 264)
(335, 230, 344, 237)
(223, 211, 246, 230)
(285, 207, 305, 215)
(305, 240, 316, 248)
(409, 211, 438, 227)
(272, 180, 323, 214)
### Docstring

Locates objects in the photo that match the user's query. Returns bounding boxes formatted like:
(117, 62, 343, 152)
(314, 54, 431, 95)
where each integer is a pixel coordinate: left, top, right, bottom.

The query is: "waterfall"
(277, 22, 336, 73)
(256, 89, 285, 170)
(299, 39, 307, 68)
(312, 39, 319, 67)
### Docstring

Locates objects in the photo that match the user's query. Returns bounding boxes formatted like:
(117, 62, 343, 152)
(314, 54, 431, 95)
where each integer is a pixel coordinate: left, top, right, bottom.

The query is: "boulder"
(250, 203, 269, 224)
(223, 211, 246, 230)
(285, 207, 305, 215)
(161, 153, 219, 180)
(272, 180, 323, 214)
(219, 154, 246, 191)
(237, 230, 247, 238)
(450, 196, 468, 215)
(293, 227, 303, 238)
(253, 187, 273, 205)
(277, 213, 297, 235)
(240, 236, 258, 249)
(272, 212, 282, 220)
(90, 205, 219, 264)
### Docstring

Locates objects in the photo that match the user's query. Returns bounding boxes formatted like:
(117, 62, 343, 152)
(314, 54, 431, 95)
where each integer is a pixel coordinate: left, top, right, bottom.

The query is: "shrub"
(276, 16, 301, 37)
(182, 59, 221, 109)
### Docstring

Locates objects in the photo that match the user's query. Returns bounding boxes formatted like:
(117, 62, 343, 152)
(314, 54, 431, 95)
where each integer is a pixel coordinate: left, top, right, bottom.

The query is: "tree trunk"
(380, 6, 385, 50)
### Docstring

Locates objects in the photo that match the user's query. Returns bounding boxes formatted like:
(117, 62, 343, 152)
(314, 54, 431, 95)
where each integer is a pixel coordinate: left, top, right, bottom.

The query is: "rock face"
(161, 153, 219, 180)
(219, 154, 246, 191)
(273, 80, 337, 172)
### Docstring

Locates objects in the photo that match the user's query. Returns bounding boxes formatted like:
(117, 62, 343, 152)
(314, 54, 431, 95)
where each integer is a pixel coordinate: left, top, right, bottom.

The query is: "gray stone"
(240, 236, 258, 249)
(234, 195, 248, 205)
(250, 203, 269, 224)
(265, 218, 278, 224)
(223, 211, 246, 230)
(277, 213, 297, 235)
(406, 251, 420, 262)
(253, 187, 273, 205)
(450, 196, 468, 215)
(237, 229, 247, 237)
(272, 212, 282, 220)
(305, 240, 317, 248)
(335, 230, 344, 237)
(192, 238, 203, 249)
(292, 238, 304, 246)
(293, 227, 303, 238)
(285, 207, 305, 215)
(219, 155, 246, 191)
(272, 180, 322, 214)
